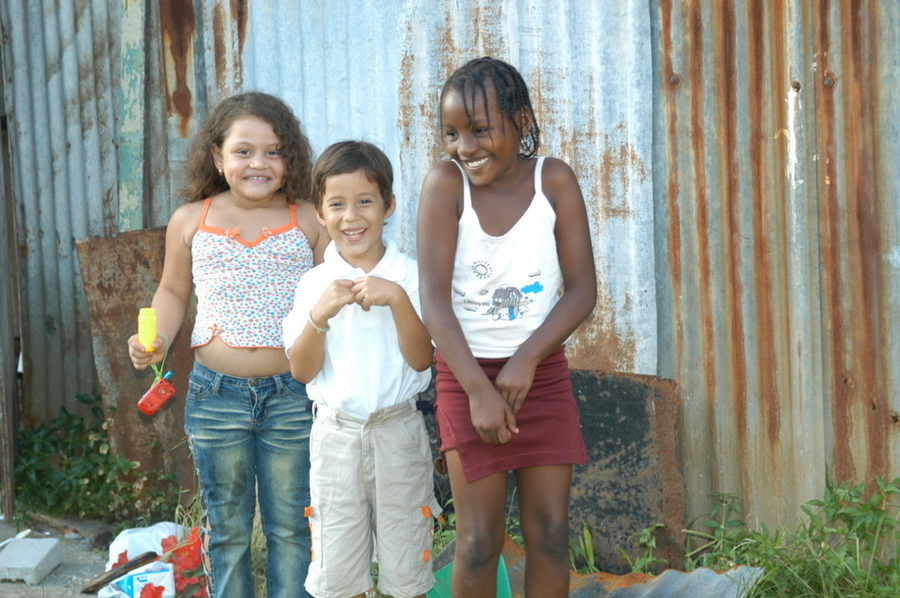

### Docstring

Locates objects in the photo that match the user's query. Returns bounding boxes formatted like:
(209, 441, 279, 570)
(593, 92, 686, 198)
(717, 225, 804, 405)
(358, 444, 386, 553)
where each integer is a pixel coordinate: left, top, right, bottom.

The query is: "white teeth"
(465, 157, 488, 169)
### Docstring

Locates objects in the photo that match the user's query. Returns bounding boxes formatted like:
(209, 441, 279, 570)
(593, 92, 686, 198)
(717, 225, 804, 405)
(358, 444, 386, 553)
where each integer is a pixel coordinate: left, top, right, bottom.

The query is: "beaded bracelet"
(308, 311, 330, 333)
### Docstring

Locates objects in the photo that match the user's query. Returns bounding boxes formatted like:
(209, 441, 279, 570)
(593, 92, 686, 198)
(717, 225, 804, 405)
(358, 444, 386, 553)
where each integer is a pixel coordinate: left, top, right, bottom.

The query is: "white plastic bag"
(97, 521, 187, 598)
(105, 521, 185, 570)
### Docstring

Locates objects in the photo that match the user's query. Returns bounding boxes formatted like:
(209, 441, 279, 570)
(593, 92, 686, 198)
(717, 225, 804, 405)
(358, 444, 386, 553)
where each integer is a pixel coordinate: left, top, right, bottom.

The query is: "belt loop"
(210, 369, 223, 396)
(273, 372, 286, 395)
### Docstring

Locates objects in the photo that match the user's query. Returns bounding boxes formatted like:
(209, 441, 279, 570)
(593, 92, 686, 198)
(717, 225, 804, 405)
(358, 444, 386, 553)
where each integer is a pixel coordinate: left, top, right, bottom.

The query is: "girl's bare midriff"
(195, 336, 291, 378)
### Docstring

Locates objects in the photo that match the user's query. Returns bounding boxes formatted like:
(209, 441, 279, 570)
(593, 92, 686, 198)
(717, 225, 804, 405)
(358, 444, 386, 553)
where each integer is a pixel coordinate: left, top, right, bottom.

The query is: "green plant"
(15, 392, 182, 527)
(569, 520, 599, 574)
(433, 498, 457, 557)
(682, 477, 900, 598)
(620, 522, 668, 574)
(683, 491, 747, 569)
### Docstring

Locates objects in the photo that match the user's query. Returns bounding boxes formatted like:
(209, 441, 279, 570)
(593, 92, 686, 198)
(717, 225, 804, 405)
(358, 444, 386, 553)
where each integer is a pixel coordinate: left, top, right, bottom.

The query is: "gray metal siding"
(1, 0, 121, 422)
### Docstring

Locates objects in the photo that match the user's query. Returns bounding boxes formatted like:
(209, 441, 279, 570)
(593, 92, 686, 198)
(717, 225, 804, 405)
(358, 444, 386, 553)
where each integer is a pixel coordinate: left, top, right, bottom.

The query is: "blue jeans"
(185, 361, 313, 598)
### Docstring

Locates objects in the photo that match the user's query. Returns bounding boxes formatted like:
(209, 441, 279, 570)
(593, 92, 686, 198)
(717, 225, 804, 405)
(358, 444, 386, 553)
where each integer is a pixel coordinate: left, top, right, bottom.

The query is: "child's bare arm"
(288, 280, 355, 383)
(497, 157, 597, 414)
(128, 204, 198, 370)
(418, 163, 518, 443)
(351, 277, 434, 371)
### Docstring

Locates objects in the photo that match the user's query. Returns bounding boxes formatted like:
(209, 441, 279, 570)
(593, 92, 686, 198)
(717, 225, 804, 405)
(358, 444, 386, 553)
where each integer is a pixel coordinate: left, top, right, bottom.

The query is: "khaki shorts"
(305, 400, 441, 598)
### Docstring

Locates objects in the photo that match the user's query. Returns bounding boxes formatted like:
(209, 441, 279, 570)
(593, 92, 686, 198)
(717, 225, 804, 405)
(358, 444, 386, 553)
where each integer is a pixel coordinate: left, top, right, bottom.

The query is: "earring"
(217, 169, 223, 176)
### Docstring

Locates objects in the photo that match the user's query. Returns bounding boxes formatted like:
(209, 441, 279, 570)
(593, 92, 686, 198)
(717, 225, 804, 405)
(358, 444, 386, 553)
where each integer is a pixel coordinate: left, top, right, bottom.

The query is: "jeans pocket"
(187, 368, 215, 401)
(284, 377, 310, 401)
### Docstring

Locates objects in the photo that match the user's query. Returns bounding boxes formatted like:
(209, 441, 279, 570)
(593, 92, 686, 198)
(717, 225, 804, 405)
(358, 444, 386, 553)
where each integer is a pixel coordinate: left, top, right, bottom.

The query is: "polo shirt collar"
(323, 237, 401, 279)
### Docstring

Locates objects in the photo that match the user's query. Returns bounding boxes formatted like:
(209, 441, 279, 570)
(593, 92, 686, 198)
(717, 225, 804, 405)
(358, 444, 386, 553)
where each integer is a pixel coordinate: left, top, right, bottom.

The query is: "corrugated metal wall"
(1, 0, 897, 529)
(653, 0, 900, 525)
(1, 1, 121, 423)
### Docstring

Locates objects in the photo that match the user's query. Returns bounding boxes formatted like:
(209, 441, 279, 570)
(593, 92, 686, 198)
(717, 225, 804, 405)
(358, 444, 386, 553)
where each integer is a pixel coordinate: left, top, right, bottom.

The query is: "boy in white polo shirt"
(283, 140, 439, 598)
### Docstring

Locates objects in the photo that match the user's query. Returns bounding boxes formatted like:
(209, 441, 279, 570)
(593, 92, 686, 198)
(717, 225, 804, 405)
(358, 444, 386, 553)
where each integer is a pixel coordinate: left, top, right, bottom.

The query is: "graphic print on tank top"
(461, 259, 545, 322)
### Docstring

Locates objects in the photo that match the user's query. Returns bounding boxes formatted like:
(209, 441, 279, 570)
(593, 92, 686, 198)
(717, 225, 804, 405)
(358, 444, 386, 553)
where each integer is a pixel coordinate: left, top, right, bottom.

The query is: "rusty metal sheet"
(569, 372, 685, 574)
(75, 229, 196, 496)
(500, 536, 762, 598)
(584, 566, 764, 598)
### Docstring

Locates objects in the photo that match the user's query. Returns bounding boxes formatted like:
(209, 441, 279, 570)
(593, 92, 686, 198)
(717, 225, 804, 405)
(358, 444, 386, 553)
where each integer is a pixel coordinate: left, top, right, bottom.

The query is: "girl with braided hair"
(417, 57, 597, 597)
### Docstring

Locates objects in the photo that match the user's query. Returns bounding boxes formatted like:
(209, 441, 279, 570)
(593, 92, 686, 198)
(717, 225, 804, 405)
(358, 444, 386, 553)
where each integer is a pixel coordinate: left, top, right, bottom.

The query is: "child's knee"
(525, 518, 570, 559)
(457, 528, 505, 569)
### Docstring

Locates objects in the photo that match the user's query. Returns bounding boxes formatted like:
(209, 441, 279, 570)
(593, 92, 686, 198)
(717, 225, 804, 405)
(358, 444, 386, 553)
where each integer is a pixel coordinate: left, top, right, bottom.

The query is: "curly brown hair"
(180, 92, 313, 203)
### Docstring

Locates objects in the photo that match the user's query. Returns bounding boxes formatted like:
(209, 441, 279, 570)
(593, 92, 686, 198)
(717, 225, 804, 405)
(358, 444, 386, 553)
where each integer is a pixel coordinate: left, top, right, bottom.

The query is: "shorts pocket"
(400, 414, 433, 465)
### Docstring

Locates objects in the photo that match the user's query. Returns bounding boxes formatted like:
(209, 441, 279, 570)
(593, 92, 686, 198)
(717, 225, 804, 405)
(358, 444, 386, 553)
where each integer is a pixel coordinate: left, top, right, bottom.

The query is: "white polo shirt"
(282, 238, 431, 421)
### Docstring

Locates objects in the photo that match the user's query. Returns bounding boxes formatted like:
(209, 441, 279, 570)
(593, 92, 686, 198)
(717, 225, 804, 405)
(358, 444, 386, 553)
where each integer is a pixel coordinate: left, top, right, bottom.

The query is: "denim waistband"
(312, 398, 417, 427)
(191, 360, 298, 394)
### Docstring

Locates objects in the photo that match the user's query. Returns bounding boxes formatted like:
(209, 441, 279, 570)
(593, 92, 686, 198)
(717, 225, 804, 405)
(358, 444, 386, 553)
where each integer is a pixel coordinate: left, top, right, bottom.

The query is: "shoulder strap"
(451, 159, 472, 212)
(198, 197, 213, 226)
(533, 156, 546, 197)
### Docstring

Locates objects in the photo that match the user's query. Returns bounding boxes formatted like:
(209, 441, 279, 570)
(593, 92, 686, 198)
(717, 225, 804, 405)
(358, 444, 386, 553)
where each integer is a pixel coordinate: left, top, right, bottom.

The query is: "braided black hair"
(440, 57, 540, 159)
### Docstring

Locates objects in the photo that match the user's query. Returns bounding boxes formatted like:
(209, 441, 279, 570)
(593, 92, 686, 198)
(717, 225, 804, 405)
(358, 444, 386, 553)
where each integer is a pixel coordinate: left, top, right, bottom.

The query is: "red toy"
(138, 373, 176, 415)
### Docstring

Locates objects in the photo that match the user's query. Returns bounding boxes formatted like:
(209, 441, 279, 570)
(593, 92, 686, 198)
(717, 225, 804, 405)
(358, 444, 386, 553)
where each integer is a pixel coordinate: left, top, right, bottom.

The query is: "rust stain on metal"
(844, 1, 887, 484)
(816, 0, 854, 481)
(717, 0, 751, 462)
(160, 0, 196, 137)
(745, 0, 782, 454)
(212, 0, 248, 97)
(567, 295, 637, 373)
(596, 136, 648, 220)
(815, 0, 888, 485)
(659, 0, 685, 386)
(686, 2, 720, 441)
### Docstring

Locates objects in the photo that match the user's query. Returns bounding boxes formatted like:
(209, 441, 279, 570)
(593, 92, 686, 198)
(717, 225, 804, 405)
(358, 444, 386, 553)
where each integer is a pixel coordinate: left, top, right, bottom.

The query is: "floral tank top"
(190, 197, 315, 348)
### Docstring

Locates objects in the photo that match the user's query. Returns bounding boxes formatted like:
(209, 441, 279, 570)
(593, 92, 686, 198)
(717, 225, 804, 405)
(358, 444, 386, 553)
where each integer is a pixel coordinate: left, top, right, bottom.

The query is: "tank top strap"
(533, 156, 546, 197)
(451, 159, 473, 212)
(197, 197, 214, 227)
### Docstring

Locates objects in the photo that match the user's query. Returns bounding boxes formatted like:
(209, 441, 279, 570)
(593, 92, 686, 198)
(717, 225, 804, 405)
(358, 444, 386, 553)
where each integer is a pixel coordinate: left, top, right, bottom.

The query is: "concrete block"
(0, 538, 62, 584)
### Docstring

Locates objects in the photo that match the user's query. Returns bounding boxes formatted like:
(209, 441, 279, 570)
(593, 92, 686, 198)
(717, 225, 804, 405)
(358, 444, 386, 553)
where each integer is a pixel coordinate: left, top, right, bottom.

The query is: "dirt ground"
(0, 515, 109, 598)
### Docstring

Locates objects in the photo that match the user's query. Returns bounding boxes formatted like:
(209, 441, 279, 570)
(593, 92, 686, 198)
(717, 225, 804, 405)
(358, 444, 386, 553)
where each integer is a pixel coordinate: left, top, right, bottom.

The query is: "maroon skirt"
(435, 345, 588, 482)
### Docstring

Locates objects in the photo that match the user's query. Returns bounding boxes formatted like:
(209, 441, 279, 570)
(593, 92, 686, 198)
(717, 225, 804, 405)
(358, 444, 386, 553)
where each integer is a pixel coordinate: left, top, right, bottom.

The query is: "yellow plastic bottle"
(137, 307, 157, 352)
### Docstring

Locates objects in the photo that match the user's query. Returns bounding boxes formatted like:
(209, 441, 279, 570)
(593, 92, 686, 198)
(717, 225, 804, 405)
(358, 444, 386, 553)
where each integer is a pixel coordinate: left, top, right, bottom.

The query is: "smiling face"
(440, 82, 527, 187)
(211, 116, 285, 206)
(317, 169, 395, 272)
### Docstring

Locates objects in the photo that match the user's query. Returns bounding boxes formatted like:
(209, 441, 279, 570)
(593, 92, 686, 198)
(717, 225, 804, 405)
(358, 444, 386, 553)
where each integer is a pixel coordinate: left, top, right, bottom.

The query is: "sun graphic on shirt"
(471, 260, 492, 279)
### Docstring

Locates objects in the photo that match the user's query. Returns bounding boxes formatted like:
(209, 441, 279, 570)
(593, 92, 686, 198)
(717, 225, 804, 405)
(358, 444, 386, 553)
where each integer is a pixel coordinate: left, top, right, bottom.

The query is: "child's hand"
(469, 388, 519, 445)
(351, 276, 401, 311)
(495, 356, 536, 416)
(127, 334, 168, 370)
(312, 279, 358, 325)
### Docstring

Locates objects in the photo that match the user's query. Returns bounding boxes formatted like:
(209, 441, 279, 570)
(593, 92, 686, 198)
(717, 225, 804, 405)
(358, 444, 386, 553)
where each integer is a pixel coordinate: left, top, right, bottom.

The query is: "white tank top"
(450, 157, 562, 358)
